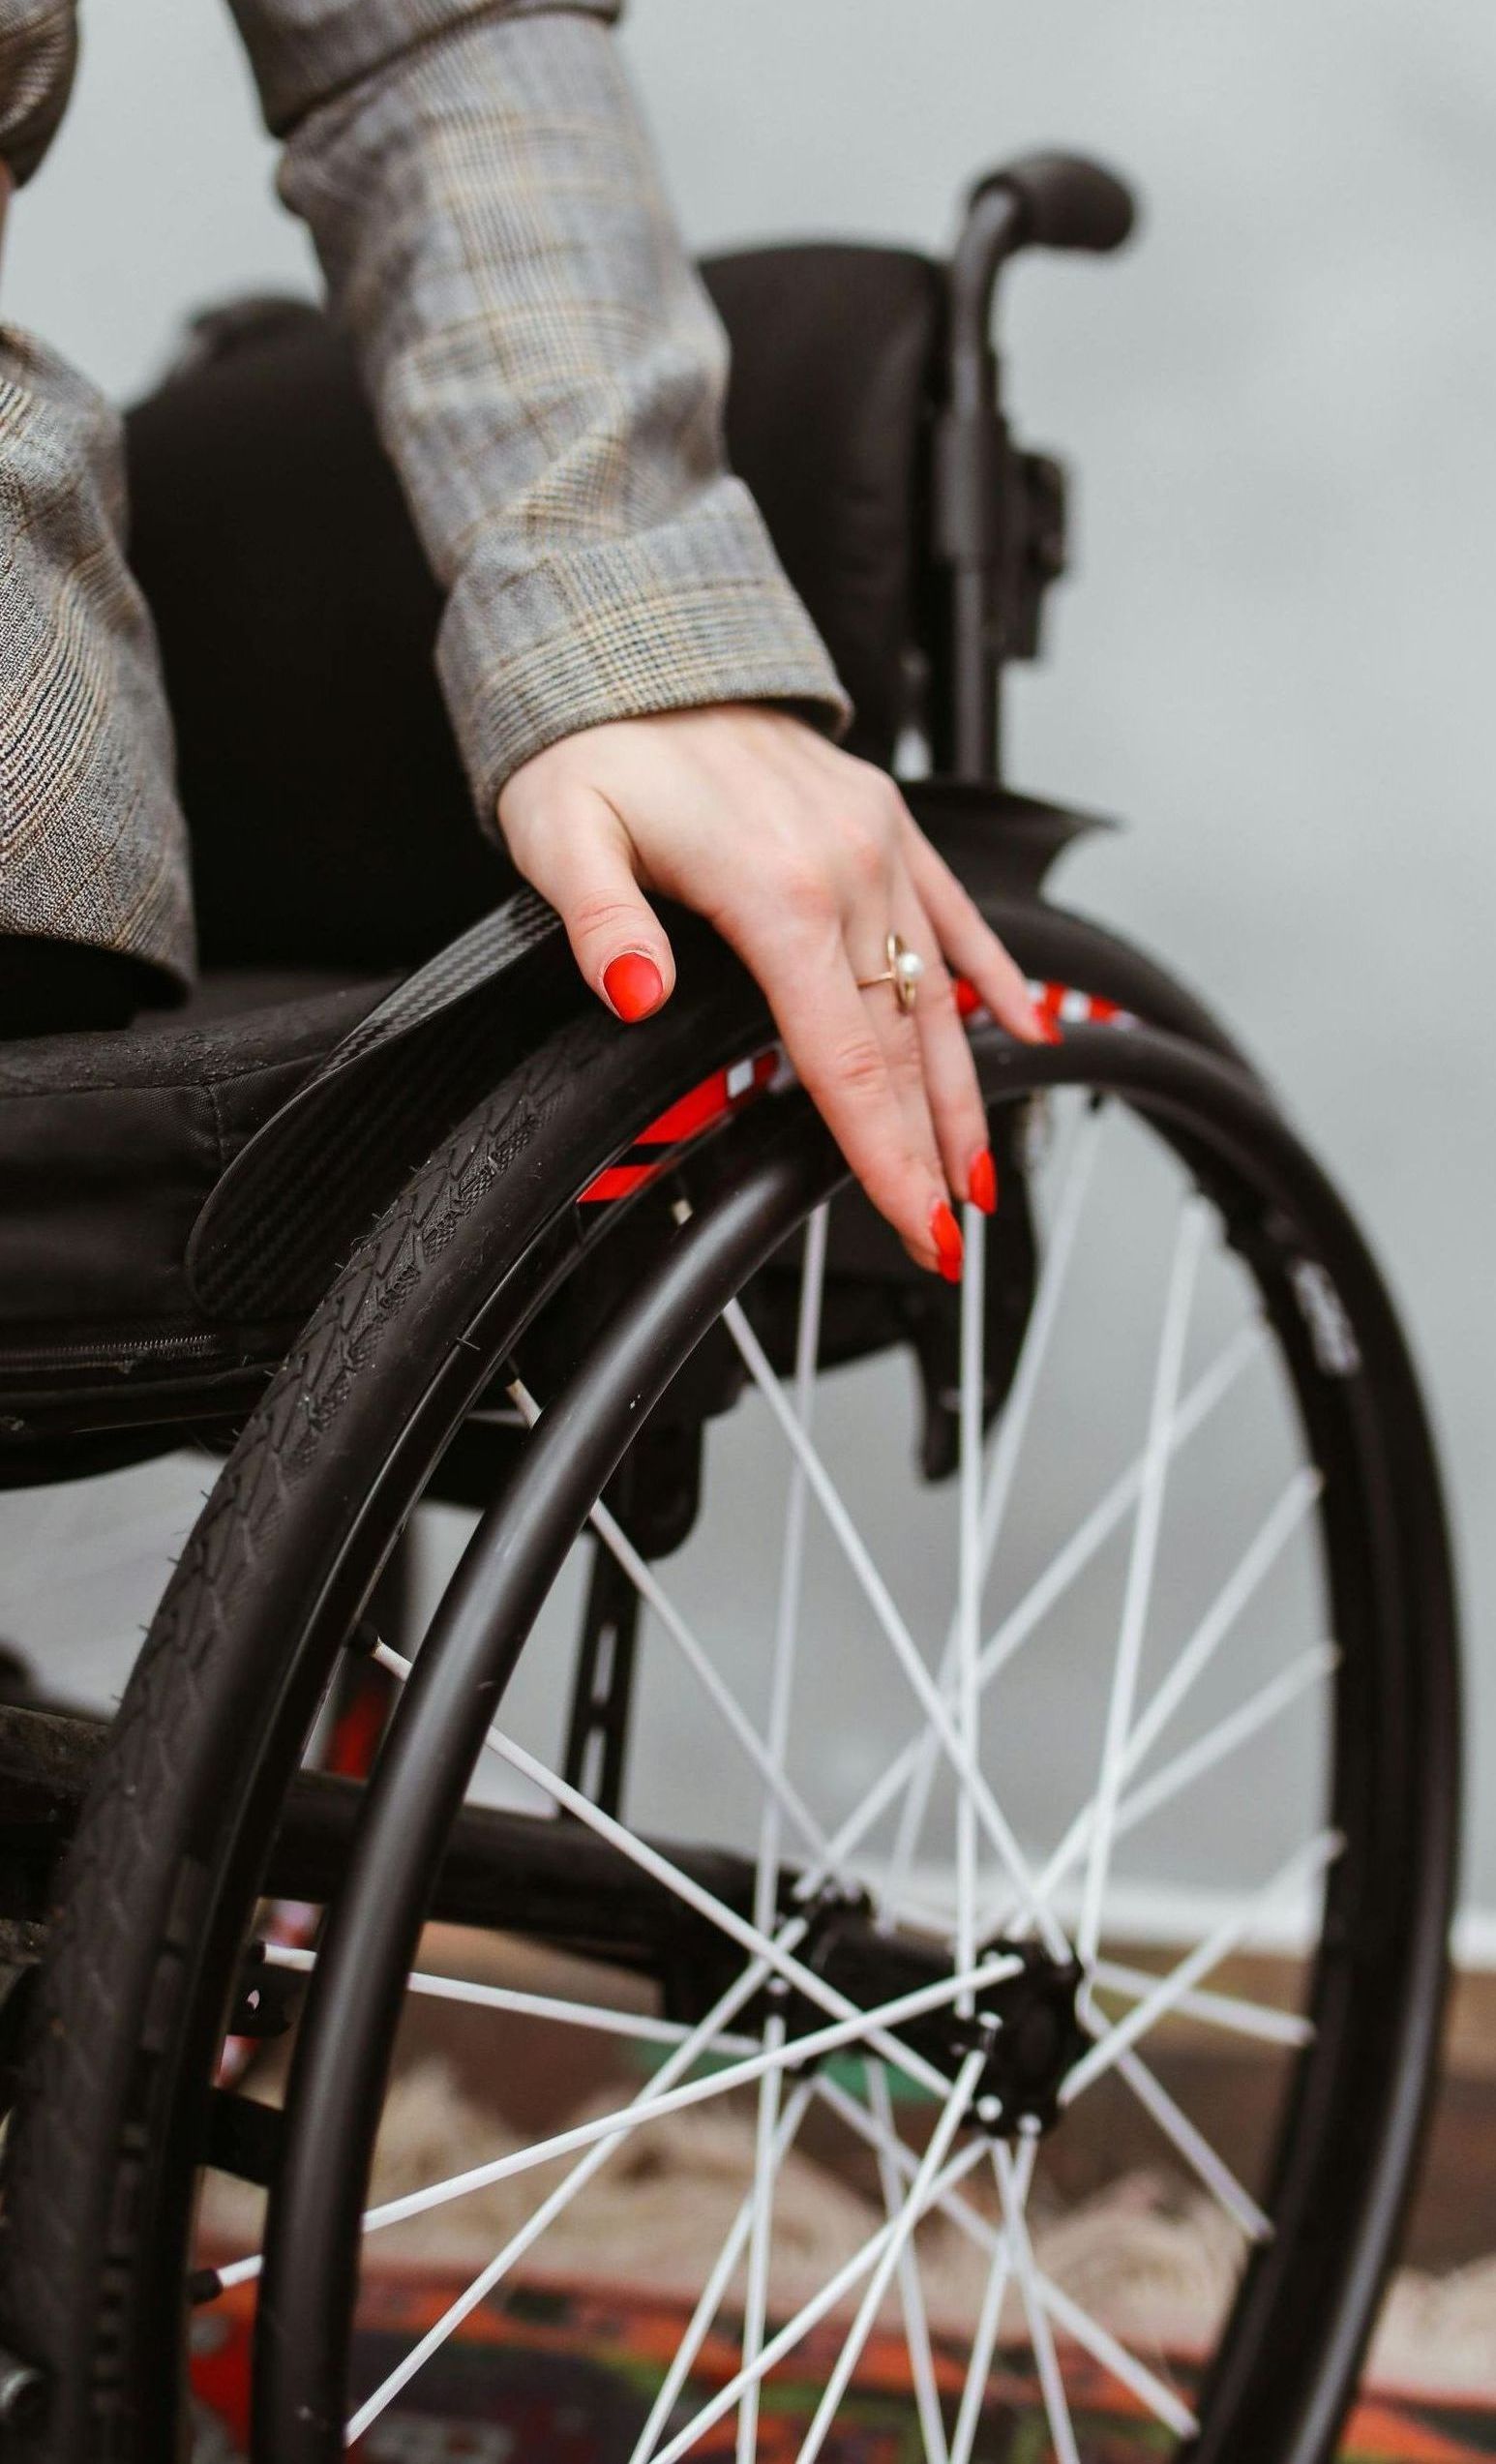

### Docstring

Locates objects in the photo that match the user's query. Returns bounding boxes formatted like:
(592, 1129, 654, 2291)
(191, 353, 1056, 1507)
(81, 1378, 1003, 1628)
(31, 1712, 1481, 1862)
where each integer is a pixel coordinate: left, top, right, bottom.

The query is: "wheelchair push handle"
(970, 152, 1137, 258)
(950, 151, 1139, 366)
(940, 151, 1138, 779)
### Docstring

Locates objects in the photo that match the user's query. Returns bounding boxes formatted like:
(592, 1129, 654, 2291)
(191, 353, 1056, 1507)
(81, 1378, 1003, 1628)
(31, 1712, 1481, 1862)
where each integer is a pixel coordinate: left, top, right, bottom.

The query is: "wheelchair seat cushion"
(0, 973, 390, 1359)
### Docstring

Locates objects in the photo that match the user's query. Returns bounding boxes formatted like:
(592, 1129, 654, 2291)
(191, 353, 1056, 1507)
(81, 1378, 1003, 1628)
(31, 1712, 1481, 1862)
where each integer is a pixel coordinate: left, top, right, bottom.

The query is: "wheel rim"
(181, 1028, 1452, 2462)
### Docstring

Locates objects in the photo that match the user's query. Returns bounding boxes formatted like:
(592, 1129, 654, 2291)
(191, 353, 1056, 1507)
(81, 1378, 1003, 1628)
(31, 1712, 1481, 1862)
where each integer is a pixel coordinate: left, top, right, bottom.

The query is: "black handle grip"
(972, 152, 1138, 255)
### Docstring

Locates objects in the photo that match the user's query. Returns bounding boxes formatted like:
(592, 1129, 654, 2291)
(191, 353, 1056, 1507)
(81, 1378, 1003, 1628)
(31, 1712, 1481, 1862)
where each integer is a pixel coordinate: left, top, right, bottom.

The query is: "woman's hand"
(496, 705, 1055, 1277)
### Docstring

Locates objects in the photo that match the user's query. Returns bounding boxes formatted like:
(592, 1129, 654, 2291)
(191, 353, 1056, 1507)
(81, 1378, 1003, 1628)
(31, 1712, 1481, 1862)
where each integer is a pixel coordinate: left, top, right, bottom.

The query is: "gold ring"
(856, 931, 925, 1016)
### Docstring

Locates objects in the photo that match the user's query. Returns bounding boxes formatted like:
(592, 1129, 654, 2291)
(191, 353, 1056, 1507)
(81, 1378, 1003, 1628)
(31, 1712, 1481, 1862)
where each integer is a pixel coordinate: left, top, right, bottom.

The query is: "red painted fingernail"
(1032, 1007, 1063, 1046)
(603, 952, 665, 1022)
(954, 977, 982, 1019)
(969, 1148, 998, 1215)
(930, 1200, 965, 1282)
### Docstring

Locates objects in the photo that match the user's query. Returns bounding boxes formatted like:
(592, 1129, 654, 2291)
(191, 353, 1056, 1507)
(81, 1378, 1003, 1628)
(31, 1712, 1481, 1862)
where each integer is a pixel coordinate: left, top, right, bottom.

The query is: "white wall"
(2, 0, 1492, 1912)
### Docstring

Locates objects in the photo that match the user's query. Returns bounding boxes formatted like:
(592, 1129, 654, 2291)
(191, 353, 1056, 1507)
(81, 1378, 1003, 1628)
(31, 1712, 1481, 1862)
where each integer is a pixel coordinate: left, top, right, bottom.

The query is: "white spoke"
(793, 2049, 986, 2464)
(994, 2140, 1081, 2464)
(371, 1638, 1010, 2109)
(808, 1324, 1266, 1922)
(736, 2016, 786, 2464)
(1111, 2044, 1271, 2240)
(1092, 1960, 1313, 2050)
(510, 1380, 830, 1872)
(883, 1104, 1103, 1915)
(824, 2068, 1185, 2464)
(979, 1642, 1335, 1947)
(948, 2137, 1033, 2464)
(344, 1953, 1006, 2435)
(756, 1204, 828, 1933)
(986, 1476, 1325, 1939)
(816, 2067, 1203, 2439)
(1064, 1830, 1342, 2100)
(260, 1941, 760, 2059)
(318, 1952, 1014, 2257)
(342, 1927, 789, 2442)
(1116, 1467, 1323, 1786)
(721, 1302, 1065, 1957)
(625, 2079, 817, 2464)
(222, 1925, 784, 2298)
(649, 2137, 991, 2464)
(1077, 1198, 1210, 1968)
(955, 1202, 985, 2005)
(975, 1101, 1103, 1580)
(814, 2073, 1003, 2263)
(865, 2061, 948, 2464)
(740, 1210, 827, 2464)
(345, 2098, 618, 2442)
(1111, 1645, 1338, 1849)
(1034, 2271, 1199, 2440)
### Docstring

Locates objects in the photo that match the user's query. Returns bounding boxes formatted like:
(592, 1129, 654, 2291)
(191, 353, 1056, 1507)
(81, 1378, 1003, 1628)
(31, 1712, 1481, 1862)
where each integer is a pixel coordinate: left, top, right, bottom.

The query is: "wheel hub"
(784, 1886, 1088, 2138)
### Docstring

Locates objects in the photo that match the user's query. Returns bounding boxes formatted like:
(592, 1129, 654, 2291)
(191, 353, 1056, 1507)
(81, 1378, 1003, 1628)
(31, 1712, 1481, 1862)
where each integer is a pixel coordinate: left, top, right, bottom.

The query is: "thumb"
(511, 790, 675, 1023)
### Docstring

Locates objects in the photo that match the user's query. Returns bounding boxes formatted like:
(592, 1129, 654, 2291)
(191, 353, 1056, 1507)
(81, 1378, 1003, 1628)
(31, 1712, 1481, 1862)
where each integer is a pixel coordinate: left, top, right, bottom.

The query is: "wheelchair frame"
(0, 153, 1462, 2464)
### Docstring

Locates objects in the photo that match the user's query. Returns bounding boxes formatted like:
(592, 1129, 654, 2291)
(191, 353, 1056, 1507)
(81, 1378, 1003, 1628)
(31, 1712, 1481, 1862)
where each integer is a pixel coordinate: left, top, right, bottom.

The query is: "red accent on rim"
(636, 1067, 736, 1144)
(327, 1680, 390, 1783)
(580, 1164, 657, 1204)
(579, 1049, 780, 1204)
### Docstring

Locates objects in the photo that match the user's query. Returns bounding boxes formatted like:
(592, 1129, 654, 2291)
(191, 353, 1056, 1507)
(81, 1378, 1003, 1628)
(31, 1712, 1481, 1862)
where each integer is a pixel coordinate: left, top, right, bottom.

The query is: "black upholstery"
(0, 245, 947, 1412)
(124, 305, 509, 976)
(704, 247, 943, 761)
(0, 975, 388, 1352)
(123, 247, 944, 973)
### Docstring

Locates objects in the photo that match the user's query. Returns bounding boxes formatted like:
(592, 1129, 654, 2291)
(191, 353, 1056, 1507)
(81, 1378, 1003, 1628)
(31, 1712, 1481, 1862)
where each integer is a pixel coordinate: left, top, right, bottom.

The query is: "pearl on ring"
(894, 944, 925, 990)
(856, 932, 925, 1015)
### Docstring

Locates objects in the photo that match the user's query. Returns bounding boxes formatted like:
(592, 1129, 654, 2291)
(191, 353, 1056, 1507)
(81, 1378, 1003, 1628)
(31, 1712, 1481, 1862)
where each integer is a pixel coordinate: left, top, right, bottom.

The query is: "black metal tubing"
(255, 1027, 1457, 2464)
(936, 153, 1137, 779)
(255, 1099, 843, 2454)
(0, 899, 1264, 2464)
(941, 183, 1025, 778)
(562, 1504, 645, 1819)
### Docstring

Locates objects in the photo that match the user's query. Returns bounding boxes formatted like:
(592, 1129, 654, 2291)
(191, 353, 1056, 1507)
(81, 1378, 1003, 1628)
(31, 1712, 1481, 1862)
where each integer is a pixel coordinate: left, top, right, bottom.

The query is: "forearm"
(231, 1, 848, 816)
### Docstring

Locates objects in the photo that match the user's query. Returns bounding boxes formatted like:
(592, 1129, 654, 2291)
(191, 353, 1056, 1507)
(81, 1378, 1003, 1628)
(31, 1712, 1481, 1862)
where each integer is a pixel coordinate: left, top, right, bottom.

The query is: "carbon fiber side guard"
(186, 785, 1112, 1322)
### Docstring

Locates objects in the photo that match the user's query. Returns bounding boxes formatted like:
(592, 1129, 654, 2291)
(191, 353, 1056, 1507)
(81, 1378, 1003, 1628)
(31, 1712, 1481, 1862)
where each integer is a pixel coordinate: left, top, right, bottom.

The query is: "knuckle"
(874, 770, 912, 828)
(775, 858, 838, 927)
(845, 754, 906, 816)
(830, 1034, 888, 1099)
(886, 1023, 925, 1092)
(569, 890, 645, 943)
(840, 821, 888, 894)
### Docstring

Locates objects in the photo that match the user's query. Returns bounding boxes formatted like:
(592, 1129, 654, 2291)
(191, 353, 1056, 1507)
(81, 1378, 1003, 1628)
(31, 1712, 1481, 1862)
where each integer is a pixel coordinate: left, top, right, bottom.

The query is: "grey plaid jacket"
(0, 0, 847, 989)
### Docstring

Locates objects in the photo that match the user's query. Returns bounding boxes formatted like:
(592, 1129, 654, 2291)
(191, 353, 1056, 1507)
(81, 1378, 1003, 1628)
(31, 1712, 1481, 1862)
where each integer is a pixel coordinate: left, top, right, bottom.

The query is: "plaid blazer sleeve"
(227, 0, 852, 816)
(0, 0, 75, 188)
(0, 3, 195, 983)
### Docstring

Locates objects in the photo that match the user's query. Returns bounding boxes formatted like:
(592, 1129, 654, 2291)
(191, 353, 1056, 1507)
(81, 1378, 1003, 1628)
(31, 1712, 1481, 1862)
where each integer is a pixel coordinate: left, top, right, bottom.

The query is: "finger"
(896, 889, 998, 1213)
(506, 786, 675, 1022)
(898, 820, 1058, 1044)
(732, 906, 962, 1277)
(849, 902, 949, 1217)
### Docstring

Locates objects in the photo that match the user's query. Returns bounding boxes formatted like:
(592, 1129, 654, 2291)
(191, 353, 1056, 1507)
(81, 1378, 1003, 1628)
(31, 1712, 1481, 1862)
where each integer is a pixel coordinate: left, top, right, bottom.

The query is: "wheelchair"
(0, 154, 1460, 2464)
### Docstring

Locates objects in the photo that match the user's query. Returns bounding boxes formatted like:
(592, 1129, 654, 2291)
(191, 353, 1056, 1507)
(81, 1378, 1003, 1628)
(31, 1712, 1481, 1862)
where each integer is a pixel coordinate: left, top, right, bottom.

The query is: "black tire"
(0, 910, 1458, 2464)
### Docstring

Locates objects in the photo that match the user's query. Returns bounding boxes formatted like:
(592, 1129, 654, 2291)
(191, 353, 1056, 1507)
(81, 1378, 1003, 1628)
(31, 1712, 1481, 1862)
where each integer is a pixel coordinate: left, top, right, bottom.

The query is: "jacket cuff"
(0, 1, 78, 189)
(437, 478, 853, 814)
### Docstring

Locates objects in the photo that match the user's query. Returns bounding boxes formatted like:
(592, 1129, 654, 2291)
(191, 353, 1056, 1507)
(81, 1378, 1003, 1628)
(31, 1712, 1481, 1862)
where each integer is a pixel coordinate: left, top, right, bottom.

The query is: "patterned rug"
(190, 2274, 1496, 2461)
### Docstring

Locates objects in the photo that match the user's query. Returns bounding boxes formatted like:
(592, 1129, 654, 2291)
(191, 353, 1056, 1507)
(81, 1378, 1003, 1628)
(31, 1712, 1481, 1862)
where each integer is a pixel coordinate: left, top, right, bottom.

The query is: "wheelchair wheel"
(0, 914, 1457, 2464)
